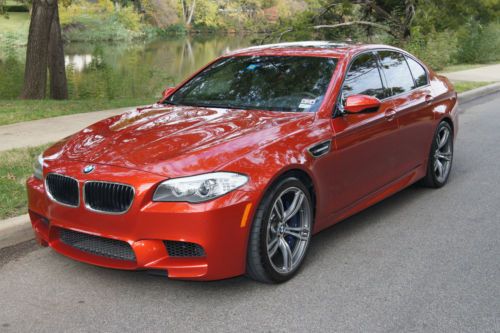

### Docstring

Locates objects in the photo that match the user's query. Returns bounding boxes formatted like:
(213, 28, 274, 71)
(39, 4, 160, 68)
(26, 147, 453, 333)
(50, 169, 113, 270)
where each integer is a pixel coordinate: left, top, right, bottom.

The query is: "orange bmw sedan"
(27, 42, 458, 283)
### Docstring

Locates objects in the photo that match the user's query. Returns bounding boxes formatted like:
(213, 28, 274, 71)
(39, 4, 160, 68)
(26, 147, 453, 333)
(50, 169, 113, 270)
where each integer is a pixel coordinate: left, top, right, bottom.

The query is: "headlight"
(33, 153, 44, 180)
(153, 172, 248, 203)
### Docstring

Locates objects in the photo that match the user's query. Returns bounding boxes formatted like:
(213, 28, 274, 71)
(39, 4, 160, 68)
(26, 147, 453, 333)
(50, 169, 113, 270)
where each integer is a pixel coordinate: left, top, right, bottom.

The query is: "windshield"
(167, 56, 337, 112)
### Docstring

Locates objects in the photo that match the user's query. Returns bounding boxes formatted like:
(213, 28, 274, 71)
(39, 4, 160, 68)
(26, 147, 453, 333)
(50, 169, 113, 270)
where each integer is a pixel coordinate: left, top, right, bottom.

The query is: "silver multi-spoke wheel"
(266, 187, 311, 274)
(422, 121, 454, 188)
(433, 126, 453, 183)
(246, 177, 313, 283)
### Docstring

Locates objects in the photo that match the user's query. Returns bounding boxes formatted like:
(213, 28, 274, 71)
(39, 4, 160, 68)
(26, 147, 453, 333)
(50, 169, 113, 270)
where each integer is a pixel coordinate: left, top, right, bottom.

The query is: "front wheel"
(421, 121, 454, 188)
(246, 177, 313, 283)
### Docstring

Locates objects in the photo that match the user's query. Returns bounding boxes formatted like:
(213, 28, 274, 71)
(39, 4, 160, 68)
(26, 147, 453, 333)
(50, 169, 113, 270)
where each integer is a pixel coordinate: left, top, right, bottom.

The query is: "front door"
(320, 52, 400, 215)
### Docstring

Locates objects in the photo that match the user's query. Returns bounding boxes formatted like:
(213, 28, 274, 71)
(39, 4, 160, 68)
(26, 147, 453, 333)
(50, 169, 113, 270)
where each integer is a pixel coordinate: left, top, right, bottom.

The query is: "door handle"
(384, 108, 396, 121)
(425, 94, 434, 104)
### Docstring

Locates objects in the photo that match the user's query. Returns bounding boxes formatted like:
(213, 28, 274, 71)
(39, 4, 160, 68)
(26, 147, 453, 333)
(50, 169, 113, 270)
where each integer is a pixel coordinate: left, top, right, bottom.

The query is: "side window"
(406, 56, 428, 87)
(378, 51, 415, 96)
(342, 52, 385, 100)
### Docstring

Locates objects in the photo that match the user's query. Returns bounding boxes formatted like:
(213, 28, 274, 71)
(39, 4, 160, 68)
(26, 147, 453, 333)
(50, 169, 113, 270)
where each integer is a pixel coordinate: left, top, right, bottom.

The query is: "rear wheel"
(421, 121, 454, 188)
(246, 177, 313, 283)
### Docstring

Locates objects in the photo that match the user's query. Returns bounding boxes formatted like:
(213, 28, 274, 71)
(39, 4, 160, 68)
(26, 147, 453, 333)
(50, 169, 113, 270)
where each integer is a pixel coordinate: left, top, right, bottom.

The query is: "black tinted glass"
(342, 53, 385, 99)
(168, 56, 337, 112)
(406, 56, 428, 87)
(378, 51, 415, 96)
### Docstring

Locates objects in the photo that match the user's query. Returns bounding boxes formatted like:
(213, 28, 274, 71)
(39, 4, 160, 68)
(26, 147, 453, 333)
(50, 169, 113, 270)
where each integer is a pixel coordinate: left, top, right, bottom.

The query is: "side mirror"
(161, 87, 175, 100)
(344, 94, 381, 114)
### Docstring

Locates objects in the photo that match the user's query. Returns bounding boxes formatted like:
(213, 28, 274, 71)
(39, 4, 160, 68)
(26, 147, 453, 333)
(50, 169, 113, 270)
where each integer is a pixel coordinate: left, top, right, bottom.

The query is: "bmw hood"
(43, 105, 314, 177)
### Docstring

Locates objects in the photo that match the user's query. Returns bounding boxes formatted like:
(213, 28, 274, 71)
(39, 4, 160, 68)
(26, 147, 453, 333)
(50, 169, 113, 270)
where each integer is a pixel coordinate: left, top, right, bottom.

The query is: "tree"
(145, 0, 179, 28)
(181, 0, 196, 26)
(311, 0, 416, 41)
(20, 0, 68, 100)
(48, 2, 67, 99)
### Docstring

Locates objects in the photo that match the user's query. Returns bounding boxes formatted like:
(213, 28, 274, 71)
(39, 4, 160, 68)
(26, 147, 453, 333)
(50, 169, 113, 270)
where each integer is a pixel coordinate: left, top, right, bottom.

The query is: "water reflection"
(0, 34, 259, 100)
(65, 54, 95, 71)
(64, 34, 258, 87)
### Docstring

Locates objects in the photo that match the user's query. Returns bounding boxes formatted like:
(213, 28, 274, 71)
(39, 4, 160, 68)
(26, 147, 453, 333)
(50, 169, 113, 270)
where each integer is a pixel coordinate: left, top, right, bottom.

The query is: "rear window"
(406, 56, 428, 87)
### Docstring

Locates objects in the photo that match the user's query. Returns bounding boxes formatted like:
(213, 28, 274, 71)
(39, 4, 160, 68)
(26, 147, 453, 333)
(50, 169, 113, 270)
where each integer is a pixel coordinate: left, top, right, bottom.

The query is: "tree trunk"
(48, 1, 68, 100)
(186, 0, 195, 26)
(181, 0, 187, 22)
(133, 0, 144, 13)
(20, 0, 57, 99)
(403, 0, 415, 39)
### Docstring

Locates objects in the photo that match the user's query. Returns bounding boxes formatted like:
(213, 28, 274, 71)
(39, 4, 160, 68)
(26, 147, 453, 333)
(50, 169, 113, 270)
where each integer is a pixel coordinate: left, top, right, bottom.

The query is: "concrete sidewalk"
(0, 105, 139, 152)
(442, 63, 500, 82)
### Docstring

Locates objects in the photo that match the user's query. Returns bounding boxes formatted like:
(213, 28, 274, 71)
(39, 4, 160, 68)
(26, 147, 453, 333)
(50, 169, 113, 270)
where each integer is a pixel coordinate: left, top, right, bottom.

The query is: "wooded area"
(1, 0, 499, 101)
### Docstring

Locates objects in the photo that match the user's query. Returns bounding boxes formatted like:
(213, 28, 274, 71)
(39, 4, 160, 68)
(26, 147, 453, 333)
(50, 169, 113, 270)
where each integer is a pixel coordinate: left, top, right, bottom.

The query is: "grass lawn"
(0, 12, 29, 32)
(0, 98, 153, 126)
(0, 12, 30, 49)
(452, 81, 494, 93)
(442, 62, 500, 73)
(0, 143, 51, 220)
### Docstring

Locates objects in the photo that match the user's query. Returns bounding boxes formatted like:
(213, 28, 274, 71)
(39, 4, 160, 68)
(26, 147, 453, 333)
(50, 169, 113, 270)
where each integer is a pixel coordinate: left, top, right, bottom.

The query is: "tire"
(421, 121, 454, 188)
(246, 177, 313, 283)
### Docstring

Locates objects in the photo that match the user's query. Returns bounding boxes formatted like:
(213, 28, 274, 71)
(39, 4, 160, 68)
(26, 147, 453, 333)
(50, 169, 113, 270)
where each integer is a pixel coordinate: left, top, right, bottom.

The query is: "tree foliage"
(139, 0, 308, 31)
(262, 0, 500, 68)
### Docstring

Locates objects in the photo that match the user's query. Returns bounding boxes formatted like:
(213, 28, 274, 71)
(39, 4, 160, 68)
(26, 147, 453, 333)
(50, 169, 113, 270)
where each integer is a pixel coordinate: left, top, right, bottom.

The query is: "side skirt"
(313, 165, 425, 234)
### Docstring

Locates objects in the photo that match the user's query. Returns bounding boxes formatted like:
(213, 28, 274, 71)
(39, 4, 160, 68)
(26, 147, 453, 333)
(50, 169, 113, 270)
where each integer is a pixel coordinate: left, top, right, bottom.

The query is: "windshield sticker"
(246, 64, 258, 71)
(299, 98, 317, 109)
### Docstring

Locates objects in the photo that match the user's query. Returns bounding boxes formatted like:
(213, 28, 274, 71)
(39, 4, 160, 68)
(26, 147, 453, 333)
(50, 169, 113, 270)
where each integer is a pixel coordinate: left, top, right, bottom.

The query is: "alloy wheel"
(266, 187, 311, 274)
(433, 126, 453, 183)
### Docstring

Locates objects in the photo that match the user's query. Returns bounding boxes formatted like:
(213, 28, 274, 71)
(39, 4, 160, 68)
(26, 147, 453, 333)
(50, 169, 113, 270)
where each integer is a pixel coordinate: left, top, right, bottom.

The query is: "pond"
(0, 34, 259, 100)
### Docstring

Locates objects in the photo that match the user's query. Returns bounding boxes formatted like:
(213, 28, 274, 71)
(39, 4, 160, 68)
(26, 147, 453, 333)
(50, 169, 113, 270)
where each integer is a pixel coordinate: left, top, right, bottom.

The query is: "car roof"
(225, 41, 401, 59)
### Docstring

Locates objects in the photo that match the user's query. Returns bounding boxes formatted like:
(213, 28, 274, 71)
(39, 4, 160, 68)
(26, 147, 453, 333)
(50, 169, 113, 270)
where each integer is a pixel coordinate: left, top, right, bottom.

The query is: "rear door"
(377, 50, 435, 175)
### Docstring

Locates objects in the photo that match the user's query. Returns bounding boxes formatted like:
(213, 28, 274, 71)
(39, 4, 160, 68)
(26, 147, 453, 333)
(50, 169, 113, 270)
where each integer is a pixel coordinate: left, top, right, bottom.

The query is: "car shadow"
(46, 182, 432, 293)
(154, 183, 429, 289)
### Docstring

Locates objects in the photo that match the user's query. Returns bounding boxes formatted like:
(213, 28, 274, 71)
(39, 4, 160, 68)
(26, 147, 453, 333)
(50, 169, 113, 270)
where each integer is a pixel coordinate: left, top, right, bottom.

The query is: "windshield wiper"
(162, 100, 177, 106)
(174, 101, 244, 110)
(164, 101, 294, 113)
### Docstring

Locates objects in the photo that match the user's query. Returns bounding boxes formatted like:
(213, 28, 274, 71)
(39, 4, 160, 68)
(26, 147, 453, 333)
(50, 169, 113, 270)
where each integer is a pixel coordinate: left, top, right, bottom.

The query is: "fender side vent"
(308, 140, 331, 158)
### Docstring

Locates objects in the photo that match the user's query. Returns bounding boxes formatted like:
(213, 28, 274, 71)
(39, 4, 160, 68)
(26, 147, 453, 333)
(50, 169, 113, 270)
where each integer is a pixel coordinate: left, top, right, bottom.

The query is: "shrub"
(454, 22, 500, 64)
(0, 56, 24, 99)
(60, 0, 146, 42)
(114, 5, 143, 31)
(405, 27, 458, 70)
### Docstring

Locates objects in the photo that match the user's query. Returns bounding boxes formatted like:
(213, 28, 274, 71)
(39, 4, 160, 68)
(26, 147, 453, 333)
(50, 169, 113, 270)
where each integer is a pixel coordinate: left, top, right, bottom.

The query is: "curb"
(1, 84, 500, 251)
(457, 82, 500, 104)
(0, 214, 31, 249)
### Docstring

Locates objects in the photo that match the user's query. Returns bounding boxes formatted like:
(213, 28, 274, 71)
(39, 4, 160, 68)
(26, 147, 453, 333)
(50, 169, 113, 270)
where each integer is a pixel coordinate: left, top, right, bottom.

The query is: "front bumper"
(27, 161, 258, 281)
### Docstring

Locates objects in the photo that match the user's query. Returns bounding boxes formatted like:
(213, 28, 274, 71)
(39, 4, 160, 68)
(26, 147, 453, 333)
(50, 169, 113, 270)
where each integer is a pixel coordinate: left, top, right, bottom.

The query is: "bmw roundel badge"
(83, 165, 95, 174)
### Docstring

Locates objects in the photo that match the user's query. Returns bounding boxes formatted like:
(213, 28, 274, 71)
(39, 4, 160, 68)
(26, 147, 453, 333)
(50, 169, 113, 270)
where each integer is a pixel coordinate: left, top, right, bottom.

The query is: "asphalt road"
(1, 94, 499, 333)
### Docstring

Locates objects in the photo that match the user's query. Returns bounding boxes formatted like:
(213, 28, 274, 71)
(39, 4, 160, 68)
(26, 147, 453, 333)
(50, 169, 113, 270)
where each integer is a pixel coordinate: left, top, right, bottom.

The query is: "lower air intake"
(165, 241, 205, 257)
(59, 228, 136, 262)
